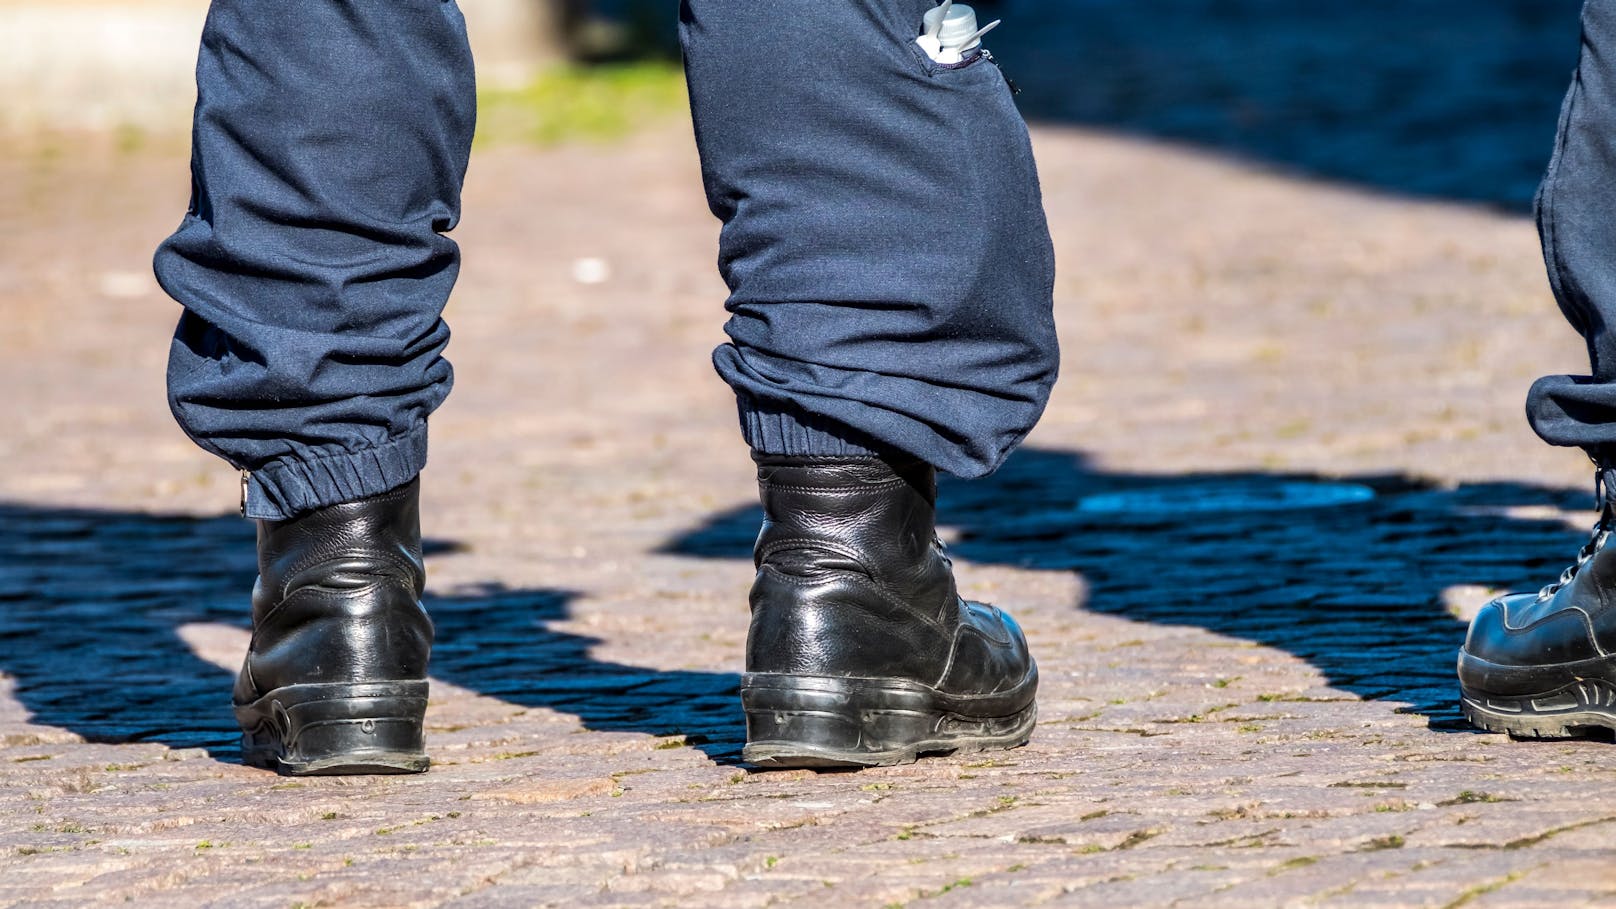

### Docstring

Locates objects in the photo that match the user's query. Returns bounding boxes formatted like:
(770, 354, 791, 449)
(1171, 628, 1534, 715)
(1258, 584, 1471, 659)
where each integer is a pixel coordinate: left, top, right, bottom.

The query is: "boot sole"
(235, 681, 430, 776)
(1457, 649, 1616, 740)
(1460, 680, 1616, 739)
(740, 670, 1037, 769)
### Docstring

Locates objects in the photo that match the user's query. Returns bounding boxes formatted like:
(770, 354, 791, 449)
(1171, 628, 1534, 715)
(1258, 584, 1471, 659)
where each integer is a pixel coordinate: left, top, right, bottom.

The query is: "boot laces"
(1539, 469, 1615, 601)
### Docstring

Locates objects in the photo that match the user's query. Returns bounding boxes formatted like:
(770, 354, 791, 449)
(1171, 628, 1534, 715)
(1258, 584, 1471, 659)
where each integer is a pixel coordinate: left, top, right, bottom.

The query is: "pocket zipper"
(978, 48, 1021, 96)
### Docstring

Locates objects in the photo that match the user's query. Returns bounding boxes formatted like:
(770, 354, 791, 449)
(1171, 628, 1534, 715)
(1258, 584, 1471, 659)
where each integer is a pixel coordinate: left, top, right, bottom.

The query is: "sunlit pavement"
(1, 120, 1610, 906)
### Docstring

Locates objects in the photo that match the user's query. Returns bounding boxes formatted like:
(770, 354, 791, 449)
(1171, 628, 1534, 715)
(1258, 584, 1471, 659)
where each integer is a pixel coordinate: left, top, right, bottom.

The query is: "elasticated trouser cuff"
(738, 399, 884, 460)
(243, 424, 428, 521)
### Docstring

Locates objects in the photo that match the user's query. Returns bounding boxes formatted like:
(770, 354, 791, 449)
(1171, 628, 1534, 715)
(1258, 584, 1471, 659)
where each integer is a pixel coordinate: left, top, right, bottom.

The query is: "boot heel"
(740, 674, 1035, 769)
(236, 681, 430, 776)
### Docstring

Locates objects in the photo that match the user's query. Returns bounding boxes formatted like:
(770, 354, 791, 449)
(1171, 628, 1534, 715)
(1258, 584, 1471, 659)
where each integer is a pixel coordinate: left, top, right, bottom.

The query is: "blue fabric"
(682, 0, 1059, 477)
(155, 0, 475, 519)
(1530, 0, 1616, 459)
(157, 0, 1058, 518)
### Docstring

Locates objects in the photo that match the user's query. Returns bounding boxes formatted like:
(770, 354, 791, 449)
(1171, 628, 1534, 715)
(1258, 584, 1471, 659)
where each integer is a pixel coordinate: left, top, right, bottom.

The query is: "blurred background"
(0, 0, 1581, 208)
(0, 0, 686, 144)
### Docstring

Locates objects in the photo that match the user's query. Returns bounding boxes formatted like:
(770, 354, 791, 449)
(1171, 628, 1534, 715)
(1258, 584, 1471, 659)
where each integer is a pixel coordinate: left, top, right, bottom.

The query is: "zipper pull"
(979, 48, 1021, 95)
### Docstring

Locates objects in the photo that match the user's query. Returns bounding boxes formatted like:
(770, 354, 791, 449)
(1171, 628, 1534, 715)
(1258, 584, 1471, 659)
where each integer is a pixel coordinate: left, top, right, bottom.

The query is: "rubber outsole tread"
(741, 672, 1038, 770)
(1460, 677, 1616, 742)
(236, 681, 429, 776)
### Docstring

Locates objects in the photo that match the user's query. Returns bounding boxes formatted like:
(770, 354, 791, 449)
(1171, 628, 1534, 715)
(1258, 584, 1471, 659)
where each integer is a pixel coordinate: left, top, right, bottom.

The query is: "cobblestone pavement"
(6, 115, 1616, 907)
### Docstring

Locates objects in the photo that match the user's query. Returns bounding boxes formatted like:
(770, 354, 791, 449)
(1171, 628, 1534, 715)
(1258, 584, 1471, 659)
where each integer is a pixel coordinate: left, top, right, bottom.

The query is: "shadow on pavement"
(0, 506, 744, 764)
(664, 447, 1594, 731)
(426, 584, 744, 764)
(987, 0, 1578, 211)
(0, 448, 1593, 766)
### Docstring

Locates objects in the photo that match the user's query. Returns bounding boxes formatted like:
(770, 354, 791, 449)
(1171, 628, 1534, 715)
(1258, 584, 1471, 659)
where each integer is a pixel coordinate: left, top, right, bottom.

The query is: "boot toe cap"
(938, 600, 1035, 699)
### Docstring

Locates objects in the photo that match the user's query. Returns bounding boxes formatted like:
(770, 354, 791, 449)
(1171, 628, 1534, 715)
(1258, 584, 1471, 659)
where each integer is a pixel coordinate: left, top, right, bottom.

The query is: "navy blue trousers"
(1531, 0, 1616, 459)
(155, 0, 1057, 519)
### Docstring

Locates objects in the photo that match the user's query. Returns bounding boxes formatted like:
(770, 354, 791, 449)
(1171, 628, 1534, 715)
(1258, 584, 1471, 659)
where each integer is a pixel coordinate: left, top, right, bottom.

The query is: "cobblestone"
(3, 60, 1615, 907)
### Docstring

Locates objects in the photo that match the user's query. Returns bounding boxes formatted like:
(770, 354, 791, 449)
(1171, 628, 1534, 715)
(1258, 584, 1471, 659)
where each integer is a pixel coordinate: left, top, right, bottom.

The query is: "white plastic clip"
(916, 2, 1001, 65)
(915, 0, 954, 60)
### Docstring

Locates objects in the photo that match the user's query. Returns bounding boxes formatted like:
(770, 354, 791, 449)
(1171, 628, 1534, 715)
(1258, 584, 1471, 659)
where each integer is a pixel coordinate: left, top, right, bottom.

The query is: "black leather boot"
(1460, 466, 1616, 738)
(741, 455, 1037, 768)
(234, 478, 433, 775)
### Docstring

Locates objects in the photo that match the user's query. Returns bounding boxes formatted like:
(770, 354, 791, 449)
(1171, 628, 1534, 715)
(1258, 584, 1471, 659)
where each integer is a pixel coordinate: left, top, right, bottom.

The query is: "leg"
(156, 0, 475, 521)
(680, 0, 1054, 767)
(1461, 1, 1616, 738)
(1528, 0, 1616, 456)
(154, 0, 475, 774)
(680, 0, 1059, 475)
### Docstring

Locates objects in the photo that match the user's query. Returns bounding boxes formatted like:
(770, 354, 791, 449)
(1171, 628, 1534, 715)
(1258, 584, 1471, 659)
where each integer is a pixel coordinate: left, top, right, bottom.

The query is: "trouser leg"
(154, 0, 476, 519)
(1528, 0, 1616, 457)
(679, 0, 1059, 478)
